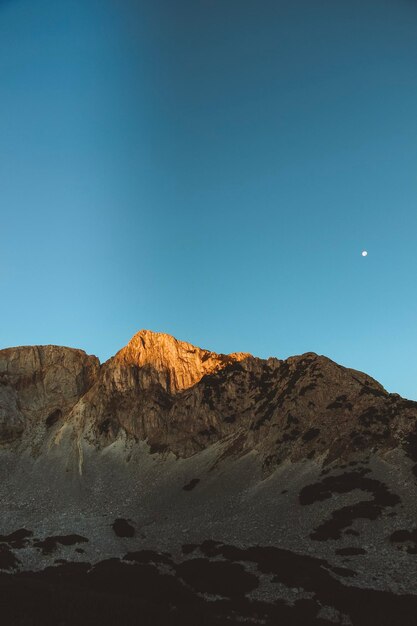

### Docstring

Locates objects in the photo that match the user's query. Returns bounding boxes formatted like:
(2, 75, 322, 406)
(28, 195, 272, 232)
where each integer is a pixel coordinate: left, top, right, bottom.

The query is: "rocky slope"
(0, 330, 417, 625)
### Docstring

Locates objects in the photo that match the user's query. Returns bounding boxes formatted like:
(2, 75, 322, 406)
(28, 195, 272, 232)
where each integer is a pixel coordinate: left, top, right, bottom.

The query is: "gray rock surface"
(0, 345, 98, 443)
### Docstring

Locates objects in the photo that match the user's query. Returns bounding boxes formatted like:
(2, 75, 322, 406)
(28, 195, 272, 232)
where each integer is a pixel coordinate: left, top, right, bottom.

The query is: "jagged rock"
(60, 330, 416, 464)
(114, 329, 250, 393)
(1, 330, 417, 467)
(0, 345, 99, 442)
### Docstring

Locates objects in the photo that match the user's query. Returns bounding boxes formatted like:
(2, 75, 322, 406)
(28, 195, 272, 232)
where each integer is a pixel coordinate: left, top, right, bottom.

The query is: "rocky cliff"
(1, 329, 416, 468)
(0, 345, 99, 443)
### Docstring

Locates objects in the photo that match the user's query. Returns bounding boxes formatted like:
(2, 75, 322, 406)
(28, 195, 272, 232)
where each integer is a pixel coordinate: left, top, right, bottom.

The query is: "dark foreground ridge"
(1, 543, 417, 626)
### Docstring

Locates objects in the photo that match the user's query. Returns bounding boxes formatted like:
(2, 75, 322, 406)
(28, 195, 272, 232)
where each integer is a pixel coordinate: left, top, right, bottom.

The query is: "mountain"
(0, 330, 417, 625)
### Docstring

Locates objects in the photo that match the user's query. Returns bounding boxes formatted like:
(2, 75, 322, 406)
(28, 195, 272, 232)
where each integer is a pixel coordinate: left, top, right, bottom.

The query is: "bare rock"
(0, 345, 99, 442)
(1, 330, 417, 471)
(63, 330, 417, 465)
(113, 329, 250, 393)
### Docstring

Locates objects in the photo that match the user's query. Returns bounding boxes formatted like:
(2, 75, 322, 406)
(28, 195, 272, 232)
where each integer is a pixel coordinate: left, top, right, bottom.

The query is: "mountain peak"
(113, 329, 251, 392)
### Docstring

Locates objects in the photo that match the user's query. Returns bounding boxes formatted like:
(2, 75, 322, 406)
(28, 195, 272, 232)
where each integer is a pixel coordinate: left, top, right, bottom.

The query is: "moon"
(361, 250, 368, 257)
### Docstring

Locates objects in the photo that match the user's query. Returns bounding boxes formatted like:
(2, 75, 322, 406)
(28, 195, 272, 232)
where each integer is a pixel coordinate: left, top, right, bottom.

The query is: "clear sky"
(1, 0, 417, 398)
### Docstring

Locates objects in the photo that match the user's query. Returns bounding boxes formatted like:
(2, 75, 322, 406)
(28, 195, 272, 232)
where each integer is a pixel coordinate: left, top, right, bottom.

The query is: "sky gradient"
(1, 0, 417, 398)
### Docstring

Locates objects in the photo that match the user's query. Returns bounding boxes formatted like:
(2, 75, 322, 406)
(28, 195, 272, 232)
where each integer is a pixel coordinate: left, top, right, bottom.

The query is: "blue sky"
(1, 0, 417, 398)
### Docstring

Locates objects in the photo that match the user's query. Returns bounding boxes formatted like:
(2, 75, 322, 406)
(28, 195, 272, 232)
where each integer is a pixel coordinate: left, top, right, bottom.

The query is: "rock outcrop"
(0, 346, 99, 442)
(72, 330, 417, 464)
(114, 329, 250, 393)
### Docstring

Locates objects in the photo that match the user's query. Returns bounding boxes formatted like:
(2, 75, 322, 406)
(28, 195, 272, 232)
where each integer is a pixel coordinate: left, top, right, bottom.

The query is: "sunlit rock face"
(69, 330, 253, 456)
(113, 329, 250, 393)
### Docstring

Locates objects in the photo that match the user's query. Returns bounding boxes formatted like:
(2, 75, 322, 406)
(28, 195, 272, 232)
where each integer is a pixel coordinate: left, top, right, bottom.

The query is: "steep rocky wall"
(1, 331, 417, 471)
(0, 346, 99, 442)
(113, 329, 250, 393)
(63, 331, 417, 466)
